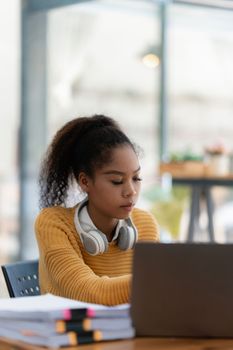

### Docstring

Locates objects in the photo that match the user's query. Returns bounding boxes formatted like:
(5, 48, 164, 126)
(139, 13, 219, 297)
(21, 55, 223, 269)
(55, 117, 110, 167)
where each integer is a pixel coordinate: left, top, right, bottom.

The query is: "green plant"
(150, 186, 190, 240)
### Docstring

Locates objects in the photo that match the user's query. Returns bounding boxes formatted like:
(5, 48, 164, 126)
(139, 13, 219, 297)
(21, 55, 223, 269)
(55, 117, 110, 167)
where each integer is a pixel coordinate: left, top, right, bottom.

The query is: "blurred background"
(1, 0, 233, 295)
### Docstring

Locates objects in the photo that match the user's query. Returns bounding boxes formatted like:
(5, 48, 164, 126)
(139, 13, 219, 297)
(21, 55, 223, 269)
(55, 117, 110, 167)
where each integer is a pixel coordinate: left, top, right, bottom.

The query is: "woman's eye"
(134, 177, 142, 182)
(111, 180, 123, 185)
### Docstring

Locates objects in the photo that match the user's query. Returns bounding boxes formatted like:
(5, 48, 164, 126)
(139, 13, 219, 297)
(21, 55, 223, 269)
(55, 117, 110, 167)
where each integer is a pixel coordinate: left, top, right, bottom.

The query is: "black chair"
(1, 260, 40, 298)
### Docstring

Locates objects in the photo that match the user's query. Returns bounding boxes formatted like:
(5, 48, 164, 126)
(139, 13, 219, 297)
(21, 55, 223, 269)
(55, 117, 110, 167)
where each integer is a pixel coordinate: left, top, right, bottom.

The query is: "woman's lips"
(120, 204, 134, 212)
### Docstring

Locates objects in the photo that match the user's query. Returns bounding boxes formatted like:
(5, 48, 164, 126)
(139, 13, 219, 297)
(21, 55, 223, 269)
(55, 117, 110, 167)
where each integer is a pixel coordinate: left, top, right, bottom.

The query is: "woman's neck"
(86, 204, 118, 242)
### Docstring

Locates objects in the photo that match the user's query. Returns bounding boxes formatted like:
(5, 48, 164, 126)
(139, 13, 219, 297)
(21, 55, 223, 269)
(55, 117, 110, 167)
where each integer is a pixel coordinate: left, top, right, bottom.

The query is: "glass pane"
(168, 4, 233, 242)
(168, 4, 233, 156)
(47, 0, 160, 191)
(0, 1, 20, 296)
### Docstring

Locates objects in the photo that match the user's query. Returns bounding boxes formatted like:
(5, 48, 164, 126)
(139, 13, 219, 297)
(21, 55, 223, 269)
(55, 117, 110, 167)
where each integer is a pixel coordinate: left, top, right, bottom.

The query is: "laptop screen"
(131, 242, 233, 337)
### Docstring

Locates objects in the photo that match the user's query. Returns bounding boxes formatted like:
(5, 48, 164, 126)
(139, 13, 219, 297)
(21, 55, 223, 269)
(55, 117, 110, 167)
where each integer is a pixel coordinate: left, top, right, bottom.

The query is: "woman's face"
(80, 145, 141, 224)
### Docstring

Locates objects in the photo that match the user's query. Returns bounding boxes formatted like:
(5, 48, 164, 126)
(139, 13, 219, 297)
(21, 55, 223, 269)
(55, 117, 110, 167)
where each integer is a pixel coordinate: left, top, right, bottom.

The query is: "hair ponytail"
(39, 114, 135, 209)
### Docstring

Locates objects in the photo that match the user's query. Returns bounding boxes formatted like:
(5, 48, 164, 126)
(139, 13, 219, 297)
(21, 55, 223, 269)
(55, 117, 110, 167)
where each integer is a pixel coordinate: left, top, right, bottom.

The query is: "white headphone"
(74, 198, 138, 256)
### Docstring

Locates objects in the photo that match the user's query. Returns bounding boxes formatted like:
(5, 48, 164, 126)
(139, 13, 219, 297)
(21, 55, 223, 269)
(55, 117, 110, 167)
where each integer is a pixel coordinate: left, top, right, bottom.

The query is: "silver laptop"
(131, 242, 233, 337)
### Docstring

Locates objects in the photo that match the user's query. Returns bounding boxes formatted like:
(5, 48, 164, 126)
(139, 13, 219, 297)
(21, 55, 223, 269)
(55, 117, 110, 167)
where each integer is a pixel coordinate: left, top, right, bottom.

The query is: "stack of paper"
(0, 294, 135, 347)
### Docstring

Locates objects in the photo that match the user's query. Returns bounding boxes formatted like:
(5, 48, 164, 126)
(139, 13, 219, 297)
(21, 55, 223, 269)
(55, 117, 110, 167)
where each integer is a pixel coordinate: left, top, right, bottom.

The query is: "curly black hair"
(39, 114, 135, 208)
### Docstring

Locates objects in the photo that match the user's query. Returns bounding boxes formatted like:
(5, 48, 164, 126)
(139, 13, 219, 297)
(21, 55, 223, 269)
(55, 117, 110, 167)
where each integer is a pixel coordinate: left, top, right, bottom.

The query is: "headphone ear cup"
(81, 230, 108, 256)
(74, 200, 109, 256)
(118, 226, 137, 251)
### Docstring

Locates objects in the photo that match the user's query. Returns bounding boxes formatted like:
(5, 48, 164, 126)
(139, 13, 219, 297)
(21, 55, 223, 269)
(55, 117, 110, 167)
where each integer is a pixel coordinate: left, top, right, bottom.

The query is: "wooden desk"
(173, 175, 233, 242)
(2, 337, 233, 350)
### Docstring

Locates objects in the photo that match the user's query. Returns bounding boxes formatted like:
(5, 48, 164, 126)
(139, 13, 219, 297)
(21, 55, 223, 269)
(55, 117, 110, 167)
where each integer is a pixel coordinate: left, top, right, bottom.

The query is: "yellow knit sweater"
(35, 204, 159, 306)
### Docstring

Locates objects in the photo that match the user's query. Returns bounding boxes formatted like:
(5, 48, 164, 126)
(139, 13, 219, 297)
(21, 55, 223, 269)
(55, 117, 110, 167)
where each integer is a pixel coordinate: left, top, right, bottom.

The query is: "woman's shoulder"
(131, 207, 155, 221)
(36, 205, 74, 217)
(35, 205, 76, 227)
(131, 207, 159, 241)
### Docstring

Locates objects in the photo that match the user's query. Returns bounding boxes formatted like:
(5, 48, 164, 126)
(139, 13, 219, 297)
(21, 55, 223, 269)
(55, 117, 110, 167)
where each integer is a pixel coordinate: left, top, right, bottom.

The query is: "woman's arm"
(35, 208, 131, 306)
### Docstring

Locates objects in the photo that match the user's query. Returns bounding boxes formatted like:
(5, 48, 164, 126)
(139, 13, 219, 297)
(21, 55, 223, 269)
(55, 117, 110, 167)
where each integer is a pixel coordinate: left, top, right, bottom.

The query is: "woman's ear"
(78, 172, 90, 193)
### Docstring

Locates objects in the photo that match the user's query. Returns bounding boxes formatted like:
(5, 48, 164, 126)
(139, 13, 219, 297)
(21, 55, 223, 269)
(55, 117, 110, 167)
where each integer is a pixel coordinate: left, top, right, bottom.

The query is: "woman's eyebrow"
(103, 167, 141, 175)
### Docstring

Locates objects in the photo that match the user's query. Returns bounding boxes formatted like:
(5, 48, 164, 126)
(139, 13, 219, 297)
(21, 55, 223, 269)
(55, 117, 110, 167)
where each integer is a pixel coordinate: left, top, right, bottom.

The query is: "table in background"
(2, 337, 233, 350)
(173, 175, 233, 242)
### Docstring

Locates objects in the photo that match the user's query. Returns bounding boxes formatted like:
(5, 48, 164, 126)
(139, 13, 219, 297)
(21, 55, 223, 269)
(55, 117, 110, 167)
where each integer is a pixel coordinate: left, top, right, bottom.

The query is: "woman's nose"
(122, 182, 137, 198)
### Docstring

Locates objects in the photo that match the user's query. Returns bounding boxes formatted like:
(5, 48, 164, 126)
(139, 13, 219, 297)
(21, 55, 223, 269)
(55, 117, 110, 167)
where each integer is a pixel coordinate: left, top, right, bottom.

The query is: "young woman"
(35, 115, 159, 305)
